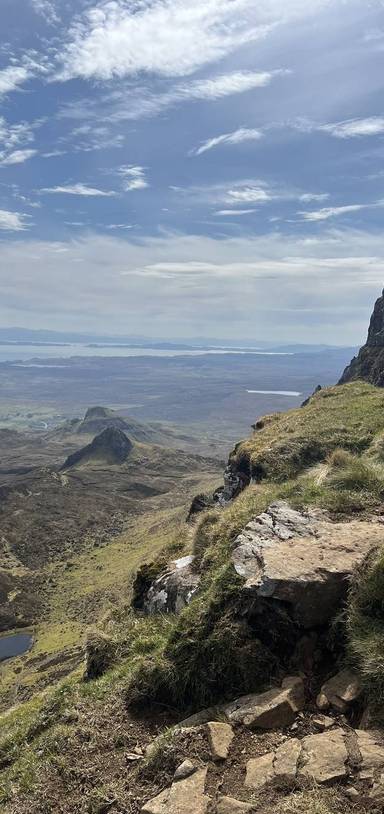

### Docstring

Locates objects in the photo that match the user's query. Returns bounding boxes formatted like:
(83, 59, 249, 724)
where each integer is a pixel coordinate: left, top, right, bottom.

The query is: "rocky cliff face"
(340, 288, 384, 385)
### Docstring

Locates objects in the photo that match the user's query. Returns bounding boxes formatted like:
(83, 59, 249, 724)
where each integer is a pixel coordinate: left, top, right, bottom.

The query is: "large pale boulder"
(142, 766, 209, 814)
(232, 501, 383, 627)
(299, 729, 348, 784)
(224, 677, 304, 730)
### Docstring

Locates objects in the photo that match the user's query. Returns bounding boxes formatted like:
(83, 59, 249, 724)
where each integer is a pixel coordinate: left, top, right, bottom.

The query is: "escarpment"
(340, 288, 384, 385)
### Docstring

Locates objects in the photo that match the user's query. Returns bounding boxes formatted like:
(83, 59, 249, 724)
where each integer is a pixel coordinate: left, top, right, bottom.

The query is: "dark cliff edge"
(339, 287, 384, 385)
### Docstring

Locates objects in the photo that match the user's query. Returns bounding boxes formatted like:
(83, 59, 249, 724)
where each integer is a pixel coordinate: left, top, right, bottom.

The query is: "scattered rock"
(143, 556, 200, 615)
(299, 729, 348, 784)
(224, 677, 304, 730)
(245, 752, 275, 790)
(207, 722, 234, 761)
(174, 759, 196, 781)
(216, 796, 253, 813)
(231, 501, 380, 628)
(142, 766, 209, 814)
(273, 737, 301, 782)
(312, 715, 335, 731)
(345, 787, 360, 800)
(317, 669, 362, 712)
(177, 708, 223, 729)
(356, 729, 384, 774)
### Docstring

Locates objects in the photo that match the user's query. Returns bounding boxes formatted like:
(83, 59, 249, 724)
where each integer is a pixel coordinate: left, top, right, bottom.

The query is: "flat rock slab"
(245, 752, 275, 790)
(224, 677, 304, 730)
(356, 730, 384, 773)
(299, 729, 348, 784)
(273, 738, 301, 781)
(207, 721, 234, 761)
(142, 767, 210, 814)
(232, 501, 384, 627)
(217, 796, 254, 813)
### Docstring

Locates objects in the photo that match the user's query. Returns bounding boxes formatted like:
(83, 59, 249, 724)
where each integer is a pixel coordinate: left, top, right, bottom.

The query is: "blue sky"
(1, 0, 384, 342)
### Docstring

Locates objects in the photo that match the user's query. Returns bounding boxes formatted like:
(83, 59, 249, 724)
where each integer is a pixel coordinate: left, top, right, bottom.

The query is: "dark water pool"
(0, 633, 33, 662)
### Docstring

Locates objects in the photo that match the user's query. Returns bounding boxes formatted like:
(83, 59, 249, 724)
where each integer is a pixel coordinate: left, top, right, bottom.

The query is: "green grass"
(233, 382, 384, 482)
(347, 548, 384, 708)
(4, 380, 384, 805)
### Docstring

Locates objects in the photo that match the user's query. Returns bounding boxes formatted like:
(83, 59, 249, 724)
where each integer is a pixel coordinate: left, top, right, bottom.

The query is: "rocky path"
(142, 675, 384, 814)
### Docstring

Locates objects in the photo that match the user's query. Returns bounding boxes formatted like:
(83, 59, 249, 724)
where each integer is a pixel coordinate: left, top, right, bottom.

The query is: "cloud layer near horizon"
(1, 228, 382, 343)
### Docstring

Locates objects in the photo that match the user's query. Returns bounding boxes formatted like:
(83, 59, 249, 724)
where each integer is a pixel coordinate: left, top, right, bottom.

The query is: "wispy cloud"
(0, 66, 30, 96)
(297, 203, 379, 221)
(40, 183, 116, 196)
(0, 149, 37, 166)
(0, 118, 35, 152)
(226, 185, 271, 204)
(59, 70, 281, 124)
(30, 0, 59, 25)
(320, 116, 384, 138)
(118, 165, 148, 191)
(0, 209, 30, 231)
(299, 192, 329, 202)
(294, 116, 384, 139)
(215, 209, 256, 216)
(192, 126, 262, 156)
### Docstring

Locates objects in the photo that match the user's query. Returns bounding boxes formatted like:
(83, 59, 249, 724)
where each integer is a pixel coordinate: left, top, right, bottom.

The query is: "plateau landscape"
(1, 1, 384, 813)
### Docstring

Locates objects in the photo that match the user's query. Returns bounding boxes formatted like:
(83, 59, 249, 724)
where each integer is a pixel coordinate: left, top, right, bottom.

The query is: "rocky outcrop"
(140, 555, 200, 615)
(340, 288, 384, 385)
(223, 677, 305, 730)
(231, 500, 383, 628)
(62, 427, 133, 469)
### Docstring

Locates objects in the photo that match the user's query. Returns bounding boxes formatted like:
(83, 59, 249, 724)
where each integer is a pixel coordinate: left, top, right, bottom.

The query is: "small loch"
(0, 633, 33, 662)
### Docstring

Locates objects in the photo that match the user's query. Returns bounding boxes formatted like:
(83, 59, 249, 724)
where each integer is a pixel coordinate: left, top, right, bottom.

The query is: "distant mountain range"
(0, 327, 355, 354)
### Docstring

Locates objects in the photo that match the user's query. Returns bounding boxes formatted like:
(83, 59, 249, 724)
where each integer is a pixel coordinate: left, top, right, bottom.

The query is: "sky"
(0, 0, 384, 343)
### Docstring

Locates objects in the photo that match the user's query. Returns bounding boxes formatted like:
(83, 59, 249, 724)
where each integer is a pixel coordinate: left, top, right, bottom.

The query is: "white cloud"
(118, 165, 148, 192)
(0, 226, 382, 342)
(227, 186, 271, 204)
(320, 116, 384, 138)
(215, 209, 256, 216)
(299, 193, 329, 203)
(57, 0, 339, 83)
(181, 71, 277, 102)
(0, 149, 37, 166)
(0, 66, 29, 96)
(0, 209, 30, 231)
(58, 0, 274, 82)
(30, 0, 59, 24)
(59, 69, 281, 124)
(298, 203, 376, 221)
(193, 127, 263, 156)
(40, 183, 116, 196)
(0, 118, 35, 152)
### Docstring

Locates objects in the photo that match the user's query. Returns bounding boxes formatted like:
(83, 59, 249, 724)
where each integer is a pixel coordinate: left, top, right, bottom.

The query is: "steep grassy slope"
(230, 381, 384, 482)
(2, 381, 384, 812)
